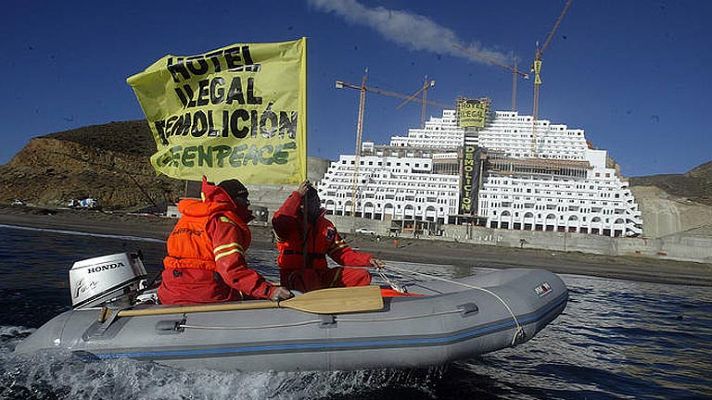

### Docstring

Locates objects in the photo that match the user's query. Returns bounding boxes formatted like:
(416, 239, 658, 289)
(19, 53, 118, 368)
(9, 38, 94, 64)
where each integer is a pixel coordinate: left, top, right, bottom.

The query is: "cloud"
(308, 0, 511, 67)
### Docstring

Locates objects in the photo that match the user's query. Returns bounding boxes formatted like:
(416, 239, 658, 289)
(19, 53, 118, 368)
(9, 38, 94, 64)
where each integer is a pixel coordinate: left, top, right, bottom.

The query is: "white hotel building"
(317, 109, 643, 237)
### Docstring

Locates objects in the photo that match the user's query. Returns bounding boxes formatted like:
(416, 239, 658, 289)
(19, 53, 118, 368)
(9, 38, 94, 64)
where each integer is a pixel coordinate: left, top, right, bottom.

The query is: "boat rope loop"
(384, 265, 525, 346)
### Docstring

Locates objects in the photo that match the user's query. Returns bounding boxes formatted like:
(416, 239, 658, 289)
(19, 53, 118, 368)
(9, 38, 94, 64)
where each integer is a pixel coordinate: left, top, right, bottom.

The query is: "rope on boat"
(178, 309, 465, 330)
(375, 268, 407, 293)
(338, 309, 462, 323)
(179, 319, 324, 330)
(382, 264, 525, 346)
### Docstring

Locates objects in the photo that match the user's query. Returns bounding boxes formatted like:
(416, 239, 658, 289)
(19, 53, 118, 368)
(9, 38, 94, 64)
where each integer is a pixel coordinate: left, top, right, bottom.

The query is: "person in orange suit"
(272, 180, 384, 293)
(158, 177, 292, 304)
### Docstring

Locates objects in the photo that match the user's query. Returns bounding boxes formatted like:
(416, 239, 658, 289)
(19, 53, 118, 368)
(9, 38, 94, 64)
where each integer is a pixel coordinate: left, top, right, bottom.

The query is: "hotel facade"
(317, 109, 642, 237)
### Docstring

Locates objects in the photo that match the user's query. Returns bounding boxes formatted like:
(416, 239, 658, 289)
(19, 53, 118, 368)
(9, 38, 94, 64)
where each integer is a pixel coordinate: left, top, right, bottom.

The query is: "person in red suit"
(272, 180, 384, 293)
(158, 178, 292, 304)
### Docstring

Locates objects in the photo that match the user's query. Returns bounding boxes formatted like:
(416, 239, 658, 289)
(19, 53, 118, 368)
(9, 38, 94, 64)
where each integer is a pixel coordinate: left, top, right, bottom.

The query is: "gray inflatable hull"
(15, 268, 567, 371)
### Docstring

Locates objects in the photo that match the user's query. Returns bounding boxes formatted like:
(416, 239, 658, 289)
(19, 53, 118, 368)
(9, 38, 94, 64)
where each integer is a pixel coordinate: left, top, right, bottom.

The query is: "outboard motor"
(69, 252, 148, 309)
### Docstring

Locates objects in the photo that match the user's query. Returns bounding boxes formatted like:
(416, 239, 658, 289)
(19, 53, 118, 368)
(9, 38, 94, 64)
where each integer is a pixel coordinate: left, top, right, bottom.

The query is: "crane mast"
(350, 70, 368, 226)
(396, 77, 437, 127)
(531, 0, 573, 156)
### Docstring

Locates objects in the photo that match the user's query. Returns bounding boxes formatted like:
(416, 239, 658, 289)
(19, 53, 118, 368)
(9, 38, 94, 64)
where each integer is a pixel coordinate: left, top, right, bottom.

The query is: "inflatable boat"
(15, 252, 568, 372)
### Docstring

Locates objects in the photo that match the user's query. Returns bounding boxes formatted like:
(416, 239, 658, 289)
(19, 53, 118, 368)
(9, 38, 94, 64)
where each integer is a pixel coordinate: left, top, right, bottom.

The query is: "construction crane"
(395, 76, 436, 127)
(453, 44, 529, 112)
(531, 0, 573, 156)
(337, 69, 369, 231)
(335, 76, 450, 156)
(335, 72, 450, 230)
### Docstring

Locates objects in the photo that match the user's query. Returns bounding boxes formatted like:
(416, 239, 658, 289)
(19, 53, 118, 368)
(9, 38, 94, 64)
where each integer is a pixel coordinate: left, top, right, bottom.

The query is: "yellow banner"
(533, 60, 542, 74)
(457, 98, 488, 128)
(127, 38, 307, 184)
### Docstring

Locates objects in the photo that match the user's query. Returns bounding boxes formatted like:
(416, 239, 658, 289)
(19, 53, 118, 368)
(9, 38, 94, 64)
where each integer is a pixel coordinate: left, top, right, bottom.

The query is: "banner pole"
(302, 37, 309, 280)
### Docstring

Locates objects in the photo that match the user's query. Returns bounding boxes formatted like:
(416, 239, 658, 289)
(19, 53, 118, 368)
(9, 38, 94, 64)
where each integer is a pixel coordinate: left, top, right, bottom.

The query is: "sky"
(1, 0, 710, 177)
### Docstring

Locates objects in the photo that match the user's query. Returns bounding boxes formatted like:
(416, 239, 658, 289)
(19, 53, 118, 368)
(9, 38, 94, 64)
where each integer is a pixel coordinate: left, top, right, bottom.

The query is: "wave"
(0, 341, 441, 400)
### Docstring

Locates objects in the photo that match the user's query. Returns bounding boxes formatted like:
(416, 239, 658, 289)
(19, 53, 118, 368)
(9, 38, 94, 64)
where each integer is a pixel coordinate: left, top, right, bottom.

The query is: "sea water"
(0, 225, 710, 400)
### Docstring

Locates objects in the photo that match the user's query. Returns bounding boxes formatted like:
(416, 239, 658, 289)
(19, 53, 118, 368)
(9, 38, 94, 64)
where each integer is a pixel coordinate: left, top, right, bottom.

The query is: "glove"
(297, 180, 311, 197)
(369, 258, 385, 269)
(270, 286, 294, 301)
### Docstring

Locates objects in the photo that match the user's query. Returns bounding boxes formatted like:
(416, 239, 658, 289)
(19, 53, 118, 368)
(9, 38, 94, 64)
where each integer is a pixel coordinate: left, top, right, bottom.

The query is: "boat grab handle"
(458, 303, 479, 316)
(155, 319, 186, 334)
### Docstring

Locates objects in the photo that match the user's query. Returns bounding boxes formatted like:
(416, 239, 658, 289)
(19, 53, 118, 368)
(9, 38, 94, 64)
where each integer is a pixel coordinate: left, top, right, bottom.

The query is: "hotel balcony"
(626, 209, 642, 218)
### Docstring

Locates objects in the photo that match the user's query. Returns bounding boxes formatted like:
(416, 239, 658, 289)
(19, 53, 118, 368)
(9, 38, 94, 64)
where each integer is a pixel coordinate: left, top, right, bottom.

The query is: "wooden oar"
(116, 286, 383, 317)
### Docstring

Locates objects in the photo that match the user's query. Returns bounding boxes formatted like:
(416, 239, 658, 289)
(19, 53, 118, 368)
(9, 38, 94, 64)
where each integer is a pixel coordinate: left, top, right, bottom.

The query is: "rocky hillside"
(0, 121, 330, 211)
(631, 161, 712, 206)
(0, 121, 181, 210)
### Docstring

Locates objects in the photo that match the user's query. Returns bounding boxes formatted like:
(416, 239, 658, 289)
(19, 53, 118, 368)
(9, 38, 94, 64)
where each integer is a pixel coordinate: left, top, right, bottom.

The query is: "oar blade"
(281, 286, 384, 314)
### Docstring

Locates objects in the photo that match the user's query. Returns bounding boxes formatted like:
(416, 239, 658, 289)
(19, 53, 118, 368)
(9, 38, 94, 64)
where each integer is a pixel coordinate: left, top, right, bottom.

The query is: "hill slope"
(630, 161, 712, 206)
(0, 121, 181, 210)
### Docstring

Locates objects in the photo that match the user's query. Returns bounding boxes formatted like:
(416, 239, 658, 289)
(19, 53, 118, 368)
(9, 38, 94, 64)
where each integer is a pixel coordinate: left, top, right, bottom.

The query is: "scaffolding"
(485, 154, 591, 179)
(390, 218, 441, 237)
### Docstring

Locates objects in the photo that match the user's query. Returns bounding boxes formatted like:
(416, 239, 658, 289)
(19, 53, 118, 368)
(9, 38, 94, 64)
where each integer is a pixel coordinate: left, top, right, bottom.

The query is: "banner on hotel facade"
(457, 98, 489, 128)
(127, 38, 307, 184)
(459, 145, 478, 214)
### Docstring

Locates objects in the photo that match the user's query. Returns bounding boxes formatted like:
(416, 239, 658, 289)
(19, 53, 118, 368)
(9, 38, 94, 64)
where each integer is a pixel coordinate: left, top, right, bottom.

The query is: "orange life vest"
(163, 199, 250, 271)
(276, 216, 334, 271)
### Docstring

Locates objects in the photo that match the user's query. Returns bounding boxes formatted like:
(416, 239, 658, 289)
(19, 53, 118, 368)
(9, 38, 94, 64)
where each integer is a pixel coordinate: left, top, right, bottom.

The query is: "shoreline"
(1, 205, 711, 287)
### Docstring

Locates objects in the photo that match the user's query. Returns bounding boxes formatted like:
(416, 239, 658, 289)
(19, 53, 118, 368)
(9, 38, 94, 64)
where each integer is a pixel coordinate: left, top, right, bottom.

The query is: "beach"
(1, 204, 711, 287)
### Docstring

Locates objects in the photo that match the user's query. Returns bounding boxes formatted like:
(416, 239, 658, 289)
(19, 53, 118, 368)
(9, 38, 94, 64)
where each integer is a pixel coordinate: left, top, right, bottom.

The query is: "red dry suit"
(158, 181, 277, 304)
(272, 191, 373, 292)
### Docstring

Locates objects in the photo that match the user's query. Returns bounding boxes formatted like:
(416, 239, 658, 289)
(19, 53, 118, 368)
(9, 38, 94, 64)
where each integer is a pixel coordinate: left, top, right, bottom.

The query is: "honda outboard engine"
(69, 252, 148, 309)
